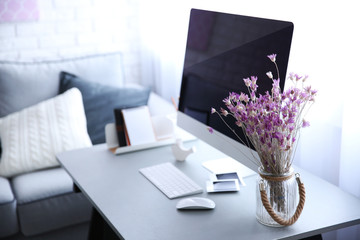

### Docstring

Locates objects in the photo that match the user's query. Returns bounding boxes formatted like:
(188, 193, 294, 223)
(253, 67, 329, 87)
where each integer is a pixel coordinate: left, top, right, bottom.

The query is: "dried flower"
(302, 119, 310, 128)
(220, 108, 229, 116)
(243, 77, 252, 87)
(267, 54, 277, 62)
(208, 127, 214, 134)
(211, 54, 317, 174)
(303, 75, 309, 82)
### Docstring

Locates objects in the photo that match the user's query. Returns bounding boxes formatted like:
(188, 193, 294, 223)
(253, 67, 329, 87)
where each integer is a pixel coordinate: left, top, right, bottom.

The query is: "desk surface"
(57, 140, 360, 240)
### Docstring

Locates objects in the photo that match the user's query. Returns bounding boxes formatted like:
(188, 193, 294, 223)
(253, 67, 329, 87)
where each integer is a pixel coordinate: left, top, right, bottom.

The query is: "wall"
(0, 0, 141, 84)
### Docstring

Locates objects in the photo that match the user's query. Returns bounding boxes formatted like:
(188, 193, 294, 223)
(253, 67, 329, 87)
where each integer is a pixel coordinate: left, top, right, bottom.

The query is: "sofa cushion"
(0, 88, 92, 177)
(10, 167, 92, 236)
(17, 192, 92, 236)
(0, 177, 13, 203)
(11, 168, 92, 236)
(59, 71, 151, 144)
(0, 52, 124, 118)
(0, 177, 19, 238)
(11, 168, 73, 204)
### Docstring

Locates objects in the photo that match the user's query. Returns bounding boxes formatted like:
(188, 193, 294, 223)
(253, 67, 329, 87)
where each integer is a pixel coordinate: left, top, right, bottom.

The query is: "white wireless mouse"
(176, 197, 215, 210)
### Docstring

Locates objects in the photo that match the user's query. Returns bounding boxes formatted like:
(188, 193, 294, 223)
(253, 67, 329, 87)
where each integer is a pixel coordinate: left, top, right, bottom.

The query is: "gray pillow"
(0, 52, 124, 118)
(59, 71, 151, 144)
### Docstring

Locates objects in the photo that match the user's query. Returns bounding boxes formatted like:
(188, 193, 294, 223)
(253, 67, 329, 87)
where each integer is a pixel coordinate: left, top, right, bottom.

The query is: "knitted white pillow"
(0, 88, 92, 177)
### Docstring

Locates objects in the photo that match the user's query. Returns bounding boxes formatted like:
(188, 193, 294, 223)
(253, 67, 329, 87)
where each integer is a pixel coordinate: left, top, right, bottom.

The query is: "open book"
(121, 106, 157, 146)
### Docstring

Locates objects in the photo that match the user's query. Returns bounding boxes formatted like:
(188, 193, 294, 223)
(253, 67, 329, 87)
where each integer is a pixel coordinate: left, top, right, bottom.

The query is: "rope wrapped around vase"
(259, 173, 306, 226)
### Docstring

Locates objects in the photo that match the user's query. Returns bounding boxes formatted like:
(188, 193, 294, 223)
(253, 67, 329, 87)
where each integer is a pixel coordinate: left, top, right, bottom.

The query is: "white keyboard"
(139, 162, 203, 199)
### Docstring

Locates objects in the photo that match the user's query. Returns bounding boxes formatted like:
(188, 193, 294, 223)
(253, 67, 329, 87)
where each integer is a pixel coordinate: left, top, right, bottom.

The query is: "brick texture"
(0, 0, 141, 85)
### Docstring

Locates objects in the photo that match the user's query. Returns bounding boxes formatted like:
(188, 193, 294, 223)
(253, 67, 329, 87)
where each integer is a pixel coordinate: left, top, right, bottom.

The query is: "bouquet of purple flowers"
(211, 54, 317, 175)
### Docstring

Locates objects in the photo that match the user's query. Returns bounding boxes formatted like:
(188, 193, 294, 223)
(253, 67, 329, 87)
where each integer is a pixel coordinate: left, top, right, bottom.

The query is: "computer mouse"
(176, 197, 215, 210)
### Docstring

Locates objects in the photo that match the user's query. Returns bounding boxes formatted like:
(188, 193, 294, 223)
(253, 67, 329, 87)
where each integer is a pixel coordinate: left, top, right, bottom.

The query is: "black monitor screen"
(178, 9, 294, 149)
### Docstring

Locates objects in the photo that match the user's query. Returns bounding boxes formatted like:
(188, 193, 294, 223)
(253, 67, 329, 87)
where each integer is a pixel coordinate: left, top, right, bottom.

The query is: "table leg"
(88, 207, 122, 240)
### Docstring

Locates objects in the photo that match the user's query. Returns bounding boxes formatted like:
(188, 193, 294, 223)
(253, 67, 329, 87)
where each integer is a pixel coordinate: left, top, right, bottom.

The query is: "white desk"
(57, 140, 360, 240)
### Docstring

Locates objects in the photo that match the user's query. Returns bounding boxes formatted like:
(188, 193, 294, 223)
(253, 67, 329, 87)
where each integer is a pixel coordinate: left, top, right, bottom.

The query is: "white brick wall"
(0, 24, 16, 37)
(0, 0, 141, 84)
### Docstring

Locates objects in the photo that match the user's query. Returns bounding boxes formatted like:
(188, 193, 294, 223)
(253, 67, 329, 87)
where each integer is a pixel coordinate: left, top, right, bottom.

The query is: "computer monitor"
(177, 9, 294, 171)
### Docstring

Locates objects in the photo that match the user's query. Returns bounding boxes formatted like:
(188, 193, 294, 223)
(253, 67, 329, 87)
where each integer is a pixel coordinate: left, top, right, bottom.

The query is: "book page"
(121, 106, 157, 146)
(151, 115, 174, 140)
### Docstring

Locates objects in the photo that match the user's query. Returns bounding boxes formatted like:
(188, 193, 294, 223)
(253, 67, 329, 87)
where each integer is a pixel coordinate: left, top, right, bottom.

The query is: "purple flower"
(287, 117, 295, 124)
(235, 103, 245, 112)
(304, 86, 312, 93)
(243, 77, 251, 87)
(288, 125, 295, 132)
(303, 75, 309, 82)
(239, 92, 249, 102)
(229, 92, 239, 101)
(272, 78, 280, 88)
(264, 121, 272, 131)
(250, 91, 256, 101)
(250, 76, 258, 91)
(226, 105, 234, 113)
(207, 127, 214, 134)
(210, 53, 316, 174)
(302, 119, 310, 128)
(275, 117, 283, 126)
(273, 131, 283, 140)
(260, 136, 266, 144)
(220, 108, 229, 116)
(267, 54, 277, 62)
(295, 74, 302, 81)
(311, 89, 318, 95)
(300, 91, 308, 99)
(223, 97, 231, 106)
(289, 72, 295, 81)
(211, 108, 216, 114)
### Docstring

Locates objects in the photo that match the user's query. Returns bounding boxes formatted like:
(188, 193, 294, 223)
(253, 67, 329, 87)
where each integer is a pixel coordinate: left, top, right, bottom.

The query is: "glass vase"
(256, 167, 298, 227)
